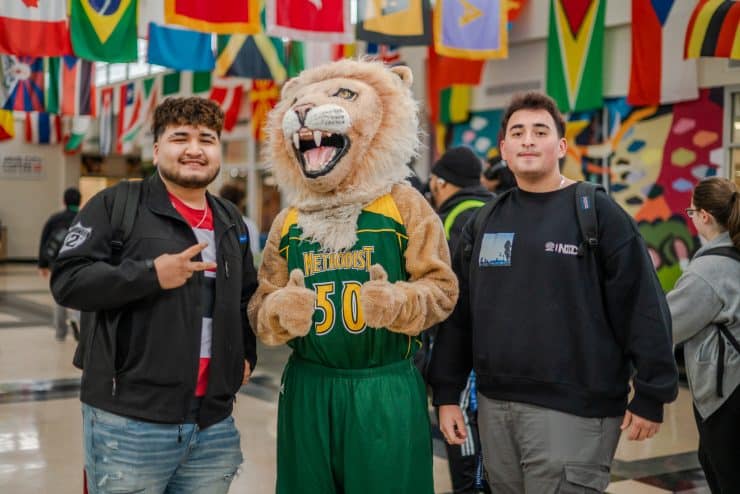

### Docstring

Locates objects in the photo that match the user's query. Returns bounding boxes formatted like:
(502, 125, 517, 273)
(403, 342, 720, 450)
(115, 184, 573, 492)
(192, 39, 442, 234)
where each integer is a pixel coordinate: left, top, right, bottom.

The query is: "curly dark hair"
(500, 92, 565, 139)
(151, 97, 224, 142)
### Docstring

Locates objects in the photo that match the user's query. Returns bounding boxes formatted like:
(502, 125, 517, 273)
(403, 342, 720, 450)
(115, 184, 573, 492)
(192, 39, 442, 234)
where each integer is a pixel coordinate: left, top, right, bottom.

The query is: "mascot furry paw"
(248, 59, 458, 494)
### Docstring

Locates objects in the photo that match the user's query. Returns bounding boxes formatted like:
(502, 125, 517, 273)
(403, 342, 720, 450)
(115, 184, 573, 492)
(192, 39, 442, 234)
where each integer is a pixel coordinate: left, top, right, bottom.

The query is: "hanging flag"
(434, 0, 508, 59)
(267, 0, 353, 43)
(0, 109, 14, 141)
(161, 71, 212, 97)
(0, 1, 72, 56)
(215, 34, 287, 83)
(286, 41, 305, 77)
(99, 87, 115, 155)
(208, 83, 244, 131)
(165, 0, 260, 34)
(546, 0, 606, 113)
(439, 85, 472, 124)
(427, 48, 483, 123)
(47, 56, 97, 116)
(628, 0, 698, 106)
(331, 43, 356, 60)
(356, 0, 432, 45)
(65, 116, 91, 154)
(147, 23, 215, 71)
(1, 56, 45, 112)
(70, 0, 138, 62)
(25, 112, 61, 144)
(507, 0, 528, 22)
(366, 44, 402, 65)
(685, 0, 740, 60)
(251, 80, 279, 141)
(119, 78, 158, 153)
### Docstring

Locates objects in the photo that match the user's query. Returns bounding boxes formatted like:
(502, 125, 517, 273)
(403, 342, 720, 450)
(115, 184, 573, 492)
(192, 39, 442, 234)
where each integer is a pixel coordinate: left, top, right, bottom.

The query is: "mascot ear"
(281, 77, 301, 100)
(390, 65, 413, 88)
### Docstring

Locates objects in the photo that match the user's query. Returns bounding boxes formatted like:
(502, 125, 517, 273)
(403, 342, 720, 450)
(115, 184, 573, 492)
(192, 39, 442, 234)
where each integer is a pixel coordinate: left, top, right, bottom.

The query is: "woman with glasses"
(668, 176, 740, 493)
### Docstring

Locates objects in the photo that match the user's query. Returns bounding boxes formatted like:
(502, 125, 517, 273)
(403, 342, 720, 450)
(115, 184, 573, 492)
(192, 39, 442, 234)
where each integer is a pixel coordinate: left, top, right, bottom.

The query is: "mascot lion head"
(265, 59, 420, 251)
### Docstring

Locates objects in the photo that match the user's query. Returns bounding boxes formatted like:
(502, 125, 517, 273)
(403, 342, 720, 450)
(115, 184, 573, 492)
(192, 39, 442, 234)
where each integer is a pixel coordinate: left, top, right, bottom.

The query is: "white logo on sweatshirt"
(59, 222, 92, 254)
(545, 241, 579, 256)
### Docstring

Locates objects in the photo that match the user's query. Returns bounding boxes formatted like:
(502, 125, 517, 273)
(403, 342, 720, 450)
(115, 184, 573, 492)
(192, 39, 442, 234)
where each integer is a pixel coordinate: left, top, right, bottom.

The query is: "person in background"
(219, 180, 262, 260)
(51, 97, 258, 494)
(427, 146, 493, 494)
(668, 177, 740, 493)
(481, 156, 516, 194)
(38, 187, 81, 341)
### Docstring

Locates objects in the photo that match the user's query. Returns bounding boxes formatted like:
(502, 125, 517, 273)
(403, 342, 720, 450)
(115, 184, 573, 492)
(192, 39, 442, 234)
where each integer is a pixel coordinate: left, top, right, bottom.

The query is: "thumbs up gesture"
(360, 264, 405, 329)
(268, 269, 315, 338)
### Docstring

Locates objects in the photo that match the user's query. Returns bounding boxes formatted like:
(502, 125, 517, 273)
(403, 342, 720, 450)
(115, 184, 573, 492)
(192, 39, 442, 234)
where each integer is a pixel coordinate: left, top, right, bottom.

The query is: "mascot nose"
(293, 103, 314, 125)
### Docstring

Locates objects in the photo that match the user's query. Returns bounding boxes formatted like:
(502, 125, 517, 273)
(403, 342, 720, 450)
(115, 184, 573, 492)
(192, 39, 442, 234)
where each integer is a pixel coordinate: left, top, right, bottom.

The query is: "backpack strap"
(695, 246, 740, 263)
(443, 199, 486, 240)
(574, 182, 604, 257)
(110, 180, 141, 266)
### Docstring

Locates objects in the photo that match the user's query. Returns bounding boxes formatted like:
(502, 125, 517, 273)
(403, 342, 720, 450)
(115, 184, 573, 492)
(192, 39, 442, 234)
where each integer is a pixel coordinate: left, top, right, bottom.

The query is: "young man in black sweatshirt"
(429, 92, 678, 493)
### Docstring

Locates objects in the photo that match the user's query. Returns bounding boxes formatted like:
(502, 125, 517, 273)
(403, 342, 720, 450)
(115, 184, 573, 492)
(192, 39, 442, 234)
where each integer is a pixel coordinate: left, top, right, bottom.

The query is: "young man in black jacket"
(38, 187, 80, 341)
(428, 146, 493, 494)
(52, 97, 258, 494)
(429, 92, 678, 493)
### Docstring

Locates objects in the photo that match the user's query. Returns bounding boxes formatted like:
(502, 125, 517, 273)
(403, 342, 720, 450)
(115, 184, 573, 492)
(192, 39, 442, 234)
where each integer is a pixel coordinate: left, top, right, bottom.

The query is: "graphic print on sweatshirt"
(479, 232, 514, 267)
(169, 193, 215, 397)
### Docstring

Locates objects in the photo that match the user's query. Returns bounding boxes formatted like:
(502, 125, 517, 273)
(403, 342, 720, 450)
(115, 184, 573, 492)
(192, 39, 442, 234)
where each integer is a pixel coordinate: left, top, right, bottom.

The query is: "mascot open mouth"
(291, 128, 350, 178)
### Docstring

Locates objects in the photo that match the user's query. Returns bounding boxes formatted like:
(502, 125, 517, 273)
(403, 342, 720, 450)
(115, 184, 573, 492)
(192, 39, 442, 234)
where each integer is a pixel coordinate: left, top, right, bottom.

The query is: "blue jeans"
(82, 403, 243, 494)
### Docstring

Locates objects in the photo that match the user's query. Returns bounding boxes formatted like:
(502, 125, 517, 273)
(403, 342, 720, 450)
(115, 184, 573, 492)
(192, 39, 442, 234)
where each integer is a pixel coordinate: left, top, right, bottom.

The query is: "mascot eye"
(333, 88, 357, 100)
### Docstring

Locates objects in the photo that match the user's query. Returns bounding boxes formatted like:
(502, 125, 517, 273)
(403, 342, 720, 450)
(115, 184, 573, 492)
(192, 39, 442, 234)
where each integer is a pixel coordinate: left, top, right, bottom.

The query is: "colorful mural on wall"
(565, 88, 724, 290)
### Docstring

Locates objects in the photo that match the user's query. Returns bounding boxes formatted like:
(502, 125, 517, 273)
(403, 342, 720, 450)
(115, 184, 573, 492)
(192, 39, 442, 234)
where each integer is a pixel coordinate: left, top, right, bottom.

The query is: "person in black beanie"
(426, 146, 493, 494)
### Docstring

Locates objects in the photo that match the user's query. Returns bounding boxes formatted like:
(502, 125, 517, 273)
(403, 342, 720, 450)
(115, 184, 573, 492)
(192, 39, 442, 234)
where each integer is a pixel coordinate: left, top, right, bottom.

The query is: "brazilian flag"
(70, 0, 138, 63)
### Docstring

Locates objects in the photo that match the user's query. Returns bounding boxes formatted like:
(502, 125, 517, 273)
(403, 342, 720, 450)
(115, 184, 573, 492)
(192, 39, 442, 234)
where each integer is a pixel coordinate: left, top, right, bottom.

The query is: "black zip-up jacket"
(38, 208, 77, 268)
(429, 185, 678, 422)
(51, 173, 258, 428)
(437, 185, 494, 250)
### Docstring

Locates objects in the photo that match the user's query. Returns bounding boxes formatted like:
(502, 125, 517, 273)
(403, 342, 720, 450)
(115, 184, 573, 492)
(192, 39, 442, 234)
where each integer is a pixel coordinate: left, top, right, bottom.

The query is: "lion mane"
(264, 59, 420, 252)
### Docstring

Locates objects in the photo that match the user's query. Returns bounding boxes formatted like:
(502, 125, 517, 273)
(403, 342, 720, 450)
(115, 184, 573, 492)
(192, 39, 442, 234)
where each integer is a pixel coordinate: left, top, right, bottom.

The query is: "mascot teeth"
(313, 131, 322, 147)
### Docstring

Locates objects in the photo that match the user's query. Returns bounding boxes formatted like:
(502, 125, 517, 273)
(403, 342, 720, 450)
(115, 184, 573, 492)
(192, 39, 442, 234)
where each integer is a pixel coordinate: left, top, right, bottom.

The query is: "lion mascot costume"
(248, 59, 458, 493)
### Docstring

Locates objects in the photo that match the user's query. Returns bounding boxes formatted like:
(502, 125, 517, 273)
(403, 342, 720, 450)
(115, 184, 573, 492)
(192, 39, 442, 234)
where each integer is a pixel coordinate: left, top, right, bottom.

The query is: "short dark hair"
(63, 187, 81, 207)
(500, 92, 565, 139)
(151, 97, 224, 143)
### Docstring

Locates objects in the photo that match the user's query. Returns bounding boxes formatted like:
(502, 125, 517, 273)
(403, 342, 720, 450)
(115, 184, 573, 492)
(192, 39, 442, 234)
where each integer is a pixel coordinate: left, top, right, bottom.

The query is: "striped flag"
(70, 0, 138, 62)
(46, 56, 97, 116)
(434, 0, 508, 59)
(0, 109, 14, 141)
(685, 0, 740, 60)
(267, 0, 354, 43)
(439, 85, 472, 124)
(161, 71, 212, 97)
(118, 78, 158, 154)
(1, 55, 45, 112)
(25, 112, 61, 144)
(215, 34, 287, 83)
(0, 1, 72, 56)
(165, 0, 260, 34)
(628, 0, 698, 106)
(356, 0, 432, 45)
(208, 83, 244, 131)
(251, 80, 279, 141)
(99, 87, 115, 155)
(546, 0, 606, 113)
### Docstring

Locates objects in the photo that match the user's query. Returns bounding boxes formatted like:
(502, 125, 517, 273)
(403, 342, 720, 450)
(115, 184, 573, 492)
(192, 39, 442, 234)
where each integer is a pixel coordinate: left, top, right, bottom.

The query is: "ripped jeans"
(82, 404, 243, 494)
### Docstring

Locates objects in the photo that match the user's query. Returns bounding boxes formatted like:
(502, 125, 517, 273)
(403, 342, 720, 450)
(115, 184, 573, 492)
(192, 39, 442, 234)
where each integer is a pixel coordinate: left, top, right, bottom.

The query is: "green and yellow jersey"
(279, 194, 420, 368)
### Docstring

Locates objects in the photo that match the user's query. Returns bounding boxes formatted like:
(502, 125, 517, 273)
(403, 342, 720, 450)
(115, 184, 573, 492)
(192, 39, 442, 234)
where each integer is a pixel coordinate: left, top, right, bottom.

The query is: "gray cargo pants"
(477, 397, 622, 493)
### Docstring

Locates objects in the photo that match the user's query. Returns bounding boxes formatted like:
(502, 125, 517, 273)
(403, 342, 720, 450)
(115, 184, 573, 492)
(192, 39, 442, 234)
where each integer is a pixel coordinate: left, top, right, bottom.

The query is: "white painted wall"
(0, 114, 80, 259)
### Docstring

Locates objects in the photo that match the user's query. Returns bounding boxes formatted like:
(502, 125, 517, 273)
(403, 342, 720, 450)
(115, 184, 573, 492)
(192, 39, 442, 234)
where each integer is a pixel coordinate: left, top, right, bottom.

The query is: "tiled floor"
(0, 263, 709, 493)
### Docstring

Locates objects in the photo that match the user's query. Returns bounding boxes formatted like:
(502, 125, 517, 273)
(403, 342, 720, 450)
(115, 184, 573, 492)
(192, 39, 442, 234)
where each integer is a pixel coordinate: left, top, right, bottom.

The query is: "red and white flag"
(25, 112, 61, 144)
(0, 1, 72, 56)
(208, 83, 244, 131)
(266, 0, 353, 43)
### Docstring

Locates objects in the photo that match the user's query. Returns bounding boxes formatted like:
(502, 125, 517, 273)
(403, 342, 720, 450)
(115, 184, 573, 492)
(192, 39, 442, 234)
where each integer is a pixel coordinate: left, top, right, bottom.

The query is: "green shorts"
(276, 355, 434, 494)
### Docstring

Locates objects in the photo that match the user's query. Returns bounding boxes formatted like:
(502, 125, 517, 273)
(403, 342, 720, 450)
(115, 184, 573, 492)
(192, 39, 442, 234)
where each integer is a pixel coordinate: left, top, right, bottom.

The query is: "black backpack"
(463, 182, 604, 262)
(694, 246, 740, 397)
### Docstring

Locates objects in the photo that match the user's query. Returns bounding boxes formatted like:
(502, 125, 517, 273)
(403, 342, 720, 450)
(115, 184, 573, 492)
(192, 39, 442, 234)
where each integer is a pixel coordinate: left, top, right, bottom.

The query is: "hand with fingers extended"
(621, 411, 661, 441)
(439, 404, 468, 446)
(153, 242, 217, 289)
(264, 269, 315, 338)
(360, 264, 405, 329)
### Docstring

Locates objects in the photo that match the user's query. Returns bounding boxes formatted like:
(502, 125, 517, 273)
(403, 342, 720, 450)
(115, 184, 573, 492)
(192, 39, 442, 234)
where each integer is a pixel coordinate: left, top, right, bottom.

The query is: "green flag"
(162, 72, 212, 97)
(546, 0, 605, 113)
(70, 0, 137, 63)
